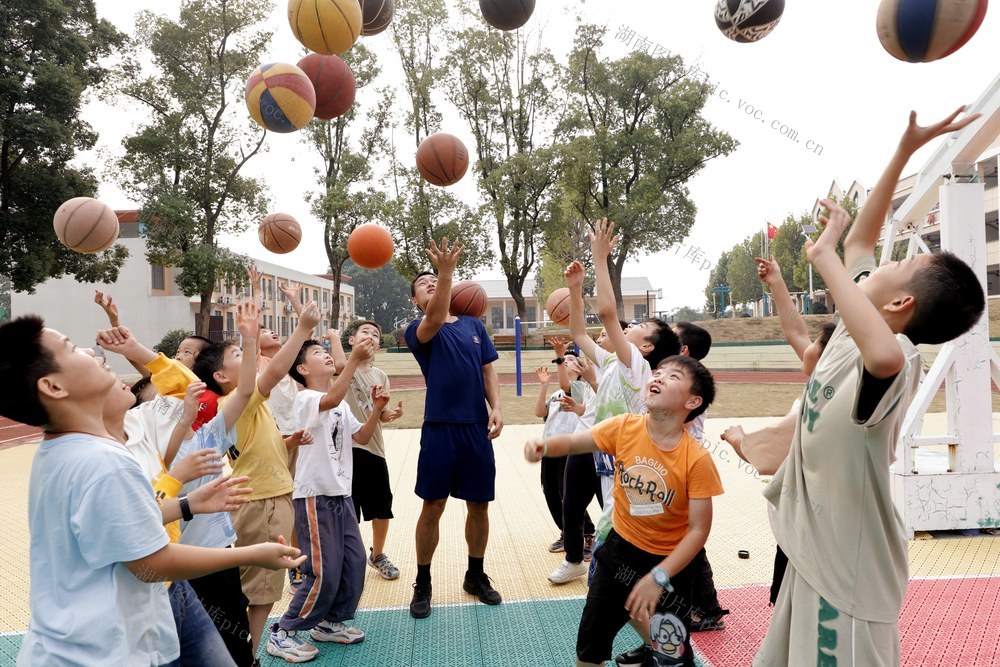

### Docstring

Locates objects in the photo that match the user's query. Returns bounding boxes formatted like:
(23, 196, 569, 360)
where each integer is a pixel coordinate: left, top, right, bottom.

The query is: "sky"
(83, 0, 1000, 314)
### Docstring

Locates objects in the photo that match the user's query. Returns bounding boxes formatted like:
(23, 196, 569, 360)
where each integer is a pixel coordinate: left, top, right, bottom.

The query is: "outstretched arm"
(326, 329, 347, 374)
(126, 535, 305, 583)
(524, 430, 600, 460)
(534, 366, 551, 419)
(414, 238, 464, 344)
(96, 326, 159, 368)
(258, 302, 321, 396)
(590, 218, 632, 364)
(318, 337, 373, 412)
(565, 261, 598, 361)
(219, 302, 261, 430)
(756, 256, 810, 359)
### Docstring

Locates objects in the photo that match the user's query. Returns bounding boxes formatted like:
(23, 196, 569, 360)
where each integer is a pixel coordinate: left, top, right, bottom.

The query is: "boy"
(525, 355, 723, 667)
(193, 300, 323, 656)
(344, 320, 404, 580)
(754, 107, 985, 666)
(404, 238, 504, 618)
(0, 316, 304, 665)
(266, 336, 388, 661)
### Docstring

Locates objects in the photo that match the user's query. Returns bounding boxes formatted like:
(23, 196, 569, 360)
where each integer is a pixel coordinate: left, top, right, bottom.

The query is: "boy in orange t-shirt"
(525, 355, 723, 667)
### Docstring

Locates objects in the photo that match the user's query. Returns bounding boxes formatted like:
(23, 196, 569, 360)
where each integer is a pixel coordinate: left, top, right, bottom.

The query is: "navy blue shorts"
(415, 422, 496, 502)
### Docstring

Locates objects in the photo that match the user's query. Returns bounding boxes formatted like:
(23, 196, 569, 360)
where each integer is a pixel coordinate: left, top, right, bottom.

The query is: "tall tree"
(343, 259, 414, 333)
(446, 18, 560, 333)
(704, 249, 731, 316)
(1, 0, 128, 293)
(559, 24, 738, 317)
(387, 0, 492, 280)
(116, 0, 272, 335)
(535, 195, 595, 307)
(727, 236, 764, 308)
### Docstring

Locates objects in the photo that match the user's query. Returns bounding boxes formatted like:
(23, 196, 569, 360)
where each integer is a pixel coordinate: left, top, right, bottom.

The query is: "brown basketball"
(545, 287, 571, 325)
(296, 53, 356, 119)
(479, 0, 535, 31)
(450, 281, 488, 318)
(360, 0, 394, 35)
(52, 197, 120, 254)
(258, 213, 302, 254)
(416, 133, 469, 187)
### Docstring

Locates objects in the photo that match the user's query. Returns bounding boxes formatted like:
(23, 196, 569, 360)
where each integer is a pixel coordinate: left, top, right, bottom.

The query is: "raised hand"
(170, 449, 224, 484)
(96, 326, 140, 358)
(564, 261, 585, 289)
(806, 199, 851, 265)
(424, 237, 464, 274)
(589, 217, 619, 260)
(246, 265, 264, 295)
(549, 336, 568, 357)
(236, 301, 261, 340)
(371, 384, 390, 412)
(277, 280, 302, 306)
(187, 474, 253, 514)
(754, 255, 783, 287)
(535, 365, 551, 384)
(180, 381, 207, 425)
(299, 301, 321, 330)
(557, 394, 584, 416)
(349, 337, 375, 361)
(94, 290, 121, 327)
(898, 107, 981, 157)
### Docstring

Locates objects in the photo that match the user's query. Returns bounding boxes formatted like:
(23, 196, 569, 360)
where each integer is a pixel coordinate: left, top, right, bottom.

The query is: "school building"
(10, 211, 354, 376)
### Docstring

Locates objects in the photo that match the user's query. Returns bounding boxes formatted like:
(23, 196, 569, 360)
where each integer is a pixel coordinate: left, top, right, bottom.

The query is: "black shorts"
(577, 530, 696, 666)
(415, 422, 495, 502)
(351, 448, 394, 522)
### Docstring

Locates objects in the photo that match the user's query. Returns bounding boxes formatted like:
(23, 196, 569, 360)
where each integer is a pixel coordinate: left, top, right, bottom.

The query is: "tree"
(559, 24, 737, 317)
(116, 0, 272, 335)
(1, 0, 129, 293)
(446, 18, 561, 334)
(704, 250, 731, 316)
(788, 195, 855, 294)
(342, 259, 414, 333)
(768, 214, 810, 293)
(727, 236, 764, 308)
(534, 196, 595, 308)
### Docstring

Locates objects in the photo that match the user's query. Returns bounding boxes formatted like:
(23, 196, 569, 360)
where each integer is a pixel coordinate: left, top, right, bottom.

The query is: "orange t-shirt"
(591, 413, 724, 555)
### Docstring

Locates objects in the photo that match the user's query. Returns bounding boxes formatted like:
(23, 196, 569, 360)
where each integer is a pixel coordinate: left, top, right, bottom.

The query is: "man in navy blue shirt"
(404, 238, 504, 619)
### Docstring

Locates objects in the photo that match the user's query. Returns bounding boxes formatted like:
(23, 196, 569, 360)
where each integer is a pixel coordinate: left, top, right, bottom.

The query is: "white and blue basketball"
(877, 0, 988, 63)
(715, 0, 785, 43)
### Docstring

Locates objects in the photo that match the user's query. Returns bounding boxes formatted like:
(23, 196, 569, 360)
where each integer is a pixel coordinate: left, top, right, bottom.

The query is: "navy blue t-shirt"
(404, 316, 499, 423)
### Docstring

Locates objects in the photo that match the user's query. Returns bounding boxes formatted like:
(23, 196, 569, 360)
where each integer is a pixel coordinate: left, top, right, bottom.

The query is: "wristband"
(541, 440, 548, 457)
(553, 357, 565, 365)
(179, 495, 194, 522)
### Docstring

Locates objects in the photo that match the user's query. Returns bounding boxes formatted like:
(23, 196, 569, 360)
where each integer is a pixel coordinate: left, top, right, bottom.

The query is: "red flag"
(767, 222, 778, 239)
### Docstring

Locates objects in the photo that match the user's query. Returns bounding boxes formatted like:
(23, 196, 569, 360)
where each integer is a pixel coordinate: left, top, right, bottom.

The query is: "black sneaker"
(690, 609, 729, 632)
(409, 582, 432, 618)
(462, 572, 502, 605)
(615, 644, 650, 666)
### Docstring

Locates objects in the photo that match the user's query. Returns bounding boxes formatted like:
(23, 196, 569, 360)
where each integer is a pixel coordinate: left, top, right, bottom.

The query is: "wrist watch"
(651, 566, 674, 592)
(178, 495, 194, 522)
(553, 357, 565, 365)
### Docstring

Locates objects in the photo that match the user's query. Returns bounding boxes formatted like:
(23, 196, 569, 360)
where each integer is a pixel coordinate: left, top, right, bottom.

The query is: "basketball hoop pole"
(515, 316, 522, 397)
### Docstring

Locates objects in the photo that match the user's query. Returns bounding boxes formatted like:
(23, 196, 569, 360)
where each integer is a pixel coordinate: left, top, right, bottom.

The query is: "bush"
(153, 329, 192, 359)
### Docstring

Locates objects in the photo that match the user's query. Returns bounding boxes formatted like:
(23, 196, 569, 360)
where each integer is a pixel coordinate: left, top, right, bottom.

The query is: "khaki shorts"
(232, 494, 294, 605)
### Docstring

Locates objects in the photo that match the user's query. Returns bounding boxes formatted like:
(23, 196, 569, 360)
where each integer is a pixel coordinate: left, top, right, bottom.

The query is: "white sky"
(83, 0, 1000, 312)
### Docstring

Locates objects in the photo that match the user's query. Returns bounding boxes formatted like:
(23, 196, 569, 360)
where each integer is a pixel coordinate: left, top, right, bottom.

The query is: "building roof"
(473, 277, 654, 299)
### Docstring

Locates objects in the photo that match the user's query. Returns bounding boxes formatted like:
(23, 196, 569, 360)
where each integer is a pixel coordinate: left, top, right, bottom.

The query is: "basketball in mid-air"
(360, 0, 394, 35)
(347, 223, 394, 269)
(52, 197, 120, 254)
(259, 213, 302, 254)
(479, 0, 535, 31)
(245, 63, 316, 133)
(545, 287, 572, 325)
(714, 0, 785, 43)
(288, 0, 362, 55)
(416, 133, 469, 187)
(450, 281, 488, 319)
(876, 0, 988, 63)
(297, 53, 357, 119)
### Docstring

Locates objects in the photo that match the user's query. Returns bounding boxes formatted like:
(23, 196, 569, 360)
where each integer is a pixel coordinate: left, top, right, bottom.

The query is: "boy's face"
(859, 254, 928, 312)
(296, 344, 335, 385)
(175, 338, 208, 369)
(39, 329, 117, 401)
(214, 343, 242, 391)
(624, 321, 654, 354)
(350, 324, 381, 356)
(102, 379, 137, 422)
(595, 328, 614, 352)
(564, 354, 583, 379)
(670, 325, 690, 357)
(411, 274, 437, 311)
(645, 362, 701, 415)
(259, 328, 280, 353)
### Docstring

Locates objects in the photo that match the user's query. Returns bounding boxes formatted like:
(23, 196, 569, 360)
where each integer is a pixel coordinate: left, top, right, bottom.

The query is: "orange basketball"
(545, 287, 571, 325)
(347, 223, 394, 269)
(450, 281, 488, 318)
(52, 197, 120, 254)
(416, 133, 469, 187)
(258, 213, 302, 254)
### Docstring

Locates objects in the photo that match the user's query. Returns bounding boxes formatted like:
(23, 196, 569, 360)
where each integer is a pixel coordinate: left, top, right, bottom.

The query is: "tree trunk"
(197, 287, 213, 337)
(609, 254, 625, 320)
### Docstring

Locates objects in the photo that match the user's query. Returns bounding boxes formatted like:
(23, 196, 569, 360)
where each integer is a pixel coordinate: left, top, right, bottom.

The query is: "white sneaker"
(310, 621, 366, 644)
(266, 625, 318, 662)
(548, 560, 588, 584)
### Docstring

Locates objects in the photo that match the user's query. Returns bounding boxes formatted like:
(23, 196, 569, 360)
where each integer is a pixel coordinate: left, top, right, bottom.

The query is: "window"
(634, 304, 647, 319)
(268, 315, 273, 330)
(313, 289, 319, 302)
(505, 305, 514, 327)
(526, 307, 536, 323)
(281, 317, 288, 337)
(491, 307, 503, 331)
(226, 312, 234, 335)
(151, 264, 165, 291)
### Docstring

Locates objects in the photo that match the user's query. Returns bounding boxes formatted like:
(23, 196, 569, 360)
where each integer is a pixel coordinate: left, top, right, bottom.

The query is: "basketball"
(714, 0, 785, 42)
(259, 213, 302, 254)
(876, 0, 988, 63)
(360, 0, 394, 35)
(545, 287, 571, 325)
(52, 197, 120, 254)
(416, 133, 470, 187)
(450, 281, 488, 319)
(479, 0, 535, 31)
(245, 63, 316, 133)
(347, 223, 394, 269)
(297, 53, 357, 120)
(288, 0, 362, 55)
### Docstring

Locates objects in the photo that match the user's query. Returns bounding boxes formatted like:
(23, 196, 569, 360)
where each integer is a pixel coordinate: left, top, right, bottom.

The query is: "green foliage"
(0, 0, 129, 292)
(153, 329, 191, 359)
(343, 259, 415, 333)
(727, 236, 764, 307)
(671, 306, 707, 322)
(704, 250, 731, 315)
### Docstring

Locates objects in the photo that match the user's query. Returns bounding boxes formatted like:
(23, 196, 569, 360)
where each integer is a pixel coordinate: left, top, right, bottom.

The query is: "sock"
(468, 556, 484, 576)
(416, 563, 431, 586)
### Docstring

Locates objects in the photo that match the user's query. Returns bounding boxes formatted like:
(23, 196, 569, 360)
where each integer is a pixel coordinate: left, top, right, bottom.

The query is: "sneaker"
(548, 535, 565, 553)
(548, 560, 588, 585)
(410, 582, 432, 618)
(615, 644, 651, 667)
(583, 533, 596, 562)
(288, 567, 303, 588)
(462, 571, 502, 605)
(368, 549, 400, 580)
(690, 609, 729, 632)
(266, 624, 318, 663)
(310, 621, 365, 644)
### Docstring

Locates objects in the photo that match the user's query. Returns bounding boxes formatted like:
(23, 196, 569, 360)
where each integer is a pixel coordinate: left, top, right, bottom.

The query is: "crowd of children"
(0, 107, 988, 666)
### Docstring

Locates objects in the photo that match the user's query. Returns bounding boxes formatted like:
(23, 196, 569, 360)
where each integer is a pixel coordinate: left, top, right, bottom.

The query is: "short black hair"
(130, 377, 154, 407)
(410, 270, 436, 297)
(816, 322, 836, 349)
(617, 319, 629, 331)
(656, 355, 715, 421)
(288, 339, 323, 386)
(641, 318, 681, 370)
(192, 340, 238, 395)
(674, 322, 712, 361)
(183, 335, 213, 350)
(905, 251, 985, 345)
(0, 316, 60, 427)
(350, 320, 381, 336)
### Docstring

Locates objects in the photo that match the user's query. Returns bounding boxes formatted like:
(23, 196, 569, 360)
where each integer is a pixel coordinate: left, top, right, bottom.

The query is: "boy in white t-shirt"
(266, 337, 388, 662)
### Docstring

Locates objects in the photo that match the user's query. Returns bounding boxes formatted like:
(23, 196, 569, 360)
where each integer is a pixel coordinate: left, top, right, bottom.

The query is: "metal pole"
(514, 316, 522, 397)
(808, 264, 814, 314)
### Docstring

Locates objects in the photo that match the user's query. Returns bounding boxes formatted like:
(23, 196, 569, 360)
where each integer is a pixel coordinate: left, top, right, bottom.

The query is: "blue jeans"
(162, 580, 236, 667)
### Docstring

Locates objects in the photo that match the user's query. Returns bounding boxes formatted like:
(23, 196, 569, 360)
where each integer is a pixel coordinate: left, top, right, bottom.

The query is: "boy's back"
(21, 433, 176, 665)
